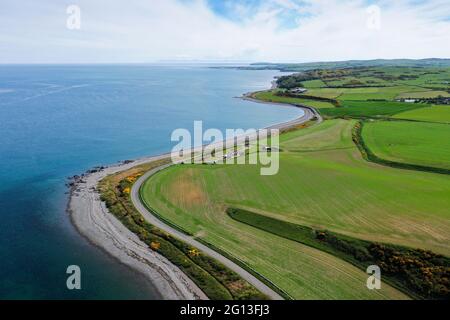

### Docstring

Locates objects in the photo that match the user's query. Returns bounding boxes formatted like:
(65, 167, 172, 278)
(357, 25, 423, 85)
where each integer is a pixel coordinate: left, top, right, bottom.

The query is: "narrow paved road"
(130, 105, 319, 300)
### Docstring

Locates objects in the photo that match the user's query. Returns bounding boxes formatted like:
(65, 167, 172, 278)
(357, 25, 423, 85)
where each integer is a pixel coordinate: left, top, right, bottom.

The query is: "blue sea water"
(0, 65, 302, 299)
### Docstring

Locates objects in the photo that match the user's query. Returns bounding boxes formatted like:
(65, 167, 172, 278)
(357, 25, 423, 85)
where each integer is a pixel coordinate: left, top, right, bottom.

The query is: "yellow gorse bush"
(125, 173, 144, 183)
(188, 248, 201, 257)
(123, 187, 131, 194)
(150, 241, 161, 251)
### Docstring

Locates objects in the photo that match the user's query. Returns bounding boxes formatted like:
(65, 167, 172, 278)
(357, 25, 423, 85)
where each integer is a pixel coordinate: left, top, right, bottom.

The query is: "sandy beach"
(68, 96, 319, 300)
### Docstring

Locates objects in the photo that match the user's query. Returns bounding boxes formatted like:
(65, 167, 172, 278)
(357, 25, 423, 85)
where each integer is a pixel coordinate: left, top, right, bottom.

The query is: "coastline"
(241, 91, 323, 127)
(68, 89, 319, 300)
(68, 153, 207, 300)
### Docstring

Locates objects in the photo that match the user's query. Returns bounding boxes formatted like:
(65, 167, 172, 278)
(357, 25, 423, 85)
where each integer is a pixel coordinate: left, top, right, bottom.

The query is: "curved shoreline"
(68, 92, 319, 300)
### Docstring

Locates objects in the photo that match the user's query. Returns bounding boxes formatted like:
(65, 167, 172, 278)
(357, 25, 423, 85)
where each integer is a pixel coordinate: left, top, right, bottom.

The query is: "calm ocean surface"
(0, 65, 302, 299)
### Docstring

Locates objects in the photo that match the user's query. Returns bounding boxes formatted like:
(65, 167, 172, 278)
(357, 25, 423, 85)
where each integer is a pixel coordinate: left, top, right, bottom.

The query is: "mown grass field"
(394, 105, 450, 124)
(362, 121, 450, 171)
(141, 119, 450, 299)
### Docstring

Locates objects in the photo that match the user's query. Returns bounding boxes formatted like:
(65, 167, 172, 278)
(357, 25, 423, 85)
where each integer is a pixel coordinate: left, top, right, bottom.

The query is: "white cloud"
(0, 0, 449, 63)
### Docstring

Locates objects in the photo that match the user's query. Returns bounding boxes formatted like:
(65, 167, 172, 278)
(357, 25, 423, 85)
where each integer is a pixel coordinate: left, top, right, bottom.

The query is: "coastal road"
(130, 105, 319, 300)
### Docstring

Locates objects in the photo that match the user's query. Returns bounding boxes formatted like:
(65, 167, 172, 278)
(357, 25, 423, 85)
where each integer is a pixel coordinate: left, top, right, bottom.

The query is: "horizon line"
(1, 57, 449, 66)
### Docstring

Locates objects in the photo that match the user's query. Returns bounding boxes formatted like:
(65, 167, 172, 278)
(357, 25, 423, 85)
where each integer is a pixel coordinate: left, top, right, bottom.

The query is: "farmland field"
(252, 91, 425, 118)
(300, 88, 344, 99)
(338, 86, 431, 101)
(296, 86, 433, 101)
(320, 101, 424, 118)
(300, 79, 326, 88)
(362, 121, 450, 171)
(396, 91, 450, 99)
(394, 105, 450, 123)
(141, 119, 450, 299)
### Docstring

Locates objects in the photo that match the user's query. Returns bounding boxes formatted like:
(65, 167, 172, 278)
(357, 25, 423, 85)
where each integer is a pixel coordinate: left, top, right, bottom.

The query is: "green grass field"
(298, 86, 432, 101)
(253, 91, 335, 109)
(396, 91, 450, 99)
(394, 105, 450, 124)
(300, 88, 344, 99)
(141, 119, 450, 299)
(320, 101, 424, 118)
(253, 91, 425, 118)
(227, 208, 449, 299)
(339, 86, 431, 101)
(300, 79, 327, 88)
(362, 121, 450, 171)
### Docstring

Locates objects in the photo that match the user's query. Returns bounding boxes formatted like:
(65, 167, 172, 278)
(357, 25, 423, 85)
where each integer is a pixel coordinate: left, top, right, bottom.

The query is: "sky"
(0, 0, 449, 63)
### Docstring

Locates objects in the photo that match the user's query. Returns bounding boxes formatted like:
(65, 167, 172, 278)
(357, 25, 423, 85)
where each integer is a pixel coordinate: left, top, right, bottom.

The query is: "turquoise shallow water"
(0, 65, 302, 299)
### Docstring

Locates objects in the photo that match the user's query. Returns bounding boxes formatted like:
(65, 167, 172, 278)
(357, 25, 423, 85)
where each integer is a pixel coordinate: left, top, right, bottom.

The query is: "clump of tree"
(276, 76, 305, 89)
(276, 67, 370, 89)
